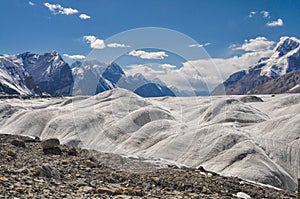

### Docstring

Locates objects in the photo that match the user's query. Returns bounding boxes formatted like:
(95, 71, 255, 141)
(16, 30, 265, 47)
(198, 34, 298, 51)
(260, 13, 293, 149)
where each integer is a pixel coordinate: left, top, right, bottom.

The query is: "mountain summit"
(72, 61, 175, 97)
(212, 37, 300, 95)
(0, 51, 74, 96)
(18, 51, 74, 96)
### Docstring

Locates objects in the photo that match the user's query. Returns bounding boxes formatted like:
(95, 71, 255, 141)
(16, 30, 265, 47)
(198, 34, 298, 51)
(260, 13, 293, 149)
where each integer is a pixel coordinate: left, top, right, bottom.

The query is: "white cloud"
(181, 50, 273, 86)
(160, 64, 177, 69)
(44, 2, 78, 15)
(125, 47, 273, 93)
(125, 36, 275, 93)
(261, 10, 270, 18)
(83, 35, 105, 49)
(129, 50, 168, 59)
(248, 10, 271, 18)
(248, 11, 256, 18)
(188, 43, 211, 48)
(267, 18, 284, 27)
(79, 14, 91, 20)
(107, 43, 131, 48)
(28, 1, 35, 6)
(125, 64, 186, 89)
(231, 37, 275, 52)
(63, 54, 85, 60)
(62, 8, 79, 15)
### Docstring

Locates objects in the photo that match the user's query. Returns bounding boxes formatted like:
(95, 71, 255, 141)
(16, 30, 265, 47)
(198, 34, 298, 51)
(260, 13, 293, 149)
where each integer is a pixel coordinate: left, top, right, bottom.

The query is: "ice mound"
(117, 107, 175, 132)
(239, 95, 264, 103)
(203, 98, 269, 123)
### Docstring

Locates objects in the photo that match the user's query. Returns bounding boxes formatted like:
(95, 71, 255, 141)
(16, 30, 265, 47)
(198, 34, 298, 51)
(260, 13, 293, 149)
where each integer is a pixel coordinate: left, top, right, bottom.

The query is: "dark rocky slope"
(0, 134, 296, 198)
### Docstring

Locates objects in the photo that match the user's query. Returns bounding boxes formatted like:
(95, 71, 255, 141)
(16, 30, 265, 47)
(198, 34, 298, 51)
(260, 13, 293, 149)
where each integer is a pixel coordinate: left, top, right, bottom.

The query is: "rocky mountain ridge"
(212, 37, 300, 95)
(0, 51, 74, 96)
(0, 52, 175, 98)
(72, 60, 175, 97)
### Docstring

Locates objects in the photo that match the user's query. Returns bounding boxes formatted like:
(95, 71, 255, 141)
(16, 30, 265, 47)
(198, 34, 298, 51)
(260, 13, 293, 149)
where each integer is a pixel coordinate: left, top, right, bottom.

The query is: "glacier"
(0, 88, 299, 191)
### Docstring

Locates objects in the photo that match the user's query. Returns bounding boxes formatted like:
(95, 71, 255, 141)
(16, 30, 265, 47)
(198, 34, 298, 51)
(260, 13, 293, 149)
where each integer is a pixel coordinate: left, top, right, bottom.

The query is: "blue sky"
(1, 0, 300, 93)
(1, 0, 299, 57)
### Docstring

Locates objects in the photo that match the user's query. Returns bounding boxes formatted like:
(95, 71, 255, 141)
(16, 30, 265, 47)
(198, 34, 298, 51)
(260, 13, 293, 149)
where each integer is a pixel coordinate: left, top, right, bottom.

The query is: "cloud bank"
(129, 50, 168, 59)
(63, 54, 86, 60)
(232, 37, 275, 52)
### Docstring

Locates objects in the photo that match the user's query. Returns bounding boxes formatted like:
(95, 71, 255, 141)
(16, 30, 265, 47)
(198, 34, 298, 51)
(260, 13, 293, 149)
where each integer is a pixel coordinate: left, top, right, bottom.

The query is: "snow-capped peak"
(51, 50, 58, 56)
(260, 37, 300, 78)
(274, 36, 300, 57)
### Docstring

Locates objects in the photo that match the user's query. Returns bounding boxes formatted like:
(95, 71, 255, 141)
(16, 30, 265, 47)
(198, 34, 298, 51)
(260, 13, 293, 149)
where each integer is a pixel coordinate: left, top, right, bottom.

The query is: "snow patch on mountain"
(0, 55, 36, 95)
(212, 36, 300, 95)
(72, 61, 175, 97)
(260, 37, 300, 78)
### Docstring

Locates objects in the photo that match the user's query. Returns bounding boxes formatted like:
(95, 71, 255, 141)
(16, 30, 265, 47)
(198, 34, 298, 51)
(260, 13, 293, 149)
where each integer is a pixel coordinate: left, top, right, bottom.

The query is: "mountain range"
(212, 37, 300, 95)
(0, 53, 175, 97)
(71, 60, 175, 97)
(1, 36, 300, 97)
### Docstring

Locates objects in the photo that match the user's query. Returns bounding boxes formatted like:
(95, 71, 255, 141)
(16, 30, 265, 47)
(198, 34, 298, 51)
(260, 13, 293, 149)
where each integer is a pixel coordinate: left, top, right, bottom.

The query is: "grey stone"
(39, 164, 62, 181)
(11, 139, 26, 148)
(41, 138, 60, 149)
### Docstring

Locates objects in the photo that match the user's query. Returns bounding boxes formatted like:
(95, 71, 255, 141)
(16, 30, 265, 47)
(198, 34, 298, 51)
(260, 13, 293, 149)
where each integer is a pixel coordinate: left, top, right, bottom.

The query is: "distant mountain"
(72, 60, 114, 95)
(0, 55, 41, 95)
(102, 62, 125, 85)
(0, 51, 73, 96)
(72, 61, 175, 97)
(250, 69, 300, 94)
(134, 83, 175, 97)
(117, 73, 150, 91)
(117, 73, 175, 97)
(212, 37, 300, 95)
(18, 51, 73, 96)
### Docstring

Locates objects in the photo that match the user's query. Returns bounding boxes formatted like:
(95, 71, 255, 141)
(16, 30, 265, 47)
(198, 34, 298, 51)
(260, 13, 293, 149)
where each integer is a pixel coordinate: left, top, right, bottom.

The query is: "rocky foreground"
(0, 134, 297, 199)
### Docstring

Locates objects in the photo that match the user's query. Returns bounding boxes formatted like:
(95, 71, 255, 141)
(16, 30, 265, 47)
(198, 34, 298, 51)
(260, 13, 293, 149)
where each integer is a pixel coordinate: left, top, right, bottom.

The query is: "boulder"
(11, 139, 26, 148)
(39, 164, 62, 181)
(41, 138, 60, 149)
(41, 138, 62, 155)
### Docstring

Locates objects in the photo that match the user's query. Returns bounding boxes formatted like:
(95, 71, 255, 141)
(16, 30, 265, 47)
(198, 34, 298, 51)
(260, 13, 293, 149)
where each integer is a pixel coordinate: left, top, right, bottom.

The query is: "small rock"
(152, 177, 162, 186)
(25, 179, 33, 185)
(43, 147, 62, 155)
(15, 186, 25, 192)
(239, 95, 263, 103)
(39, 164, 62, 181)
(197, 166, 206, 172)
(24, 136, 40, 142)
(7, 150, 16, 157)
(41, 138, 60, 149)
(30, 168, 41, 176)
(119, 187, 144, 196)
(11, 139, 26, 148)
(89, 156, 98, 162)
(67, 147, 77, 156)
(236, 192, 251, 199)
(0, 177, 9, 182)
(79, 186, 94, 193)
(96, 187, 116, 195)
(86, 160, 97, 168)
(89, 180, 99, 188)
(76, 178, 88, 187)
